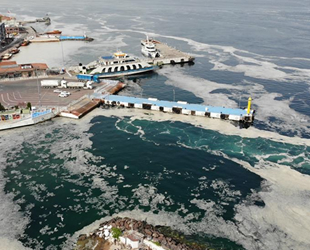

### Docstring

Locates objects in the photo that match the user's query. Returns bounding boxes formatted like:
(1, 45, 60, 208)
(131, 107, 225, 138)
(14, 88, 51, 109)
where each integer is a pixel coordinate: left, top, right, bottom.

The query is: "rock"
(145, 229, 153, 236)
(78, 234, 87, 241)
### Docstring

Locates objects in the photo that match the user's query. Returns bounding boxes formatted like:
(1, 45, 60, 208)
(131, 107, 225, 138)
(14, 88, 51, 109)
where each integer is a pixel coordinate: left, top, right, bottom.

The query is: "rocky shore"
(77, 217, 207, 250)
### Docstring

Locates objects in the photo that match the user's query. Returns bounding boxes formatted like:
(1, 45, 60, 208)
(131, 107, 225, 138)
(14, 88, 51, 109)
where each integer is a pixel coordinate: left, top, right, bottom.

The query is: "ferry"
(83, 51, 156, 79)
(141, 36, 160, 58)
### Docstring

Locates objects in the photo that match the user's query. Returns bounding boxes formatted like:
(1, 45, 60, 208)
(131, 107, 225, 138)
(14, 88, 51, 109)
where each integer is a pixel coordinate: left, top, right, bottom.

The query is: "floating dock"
(59, 36, 94, 42)
(102, 95, 255, 123)
(145, 39, 195, 65)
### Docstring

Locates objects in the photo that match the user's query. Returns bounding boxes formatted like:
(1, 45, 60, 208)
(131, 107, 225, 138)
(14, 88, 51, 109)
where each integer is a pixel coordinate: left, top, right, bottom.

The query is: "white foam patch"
(0, 237, 32, 250)
(215, 153, 310, 250)
(0, 132, 32, 250)
(159, 67, 238, 108)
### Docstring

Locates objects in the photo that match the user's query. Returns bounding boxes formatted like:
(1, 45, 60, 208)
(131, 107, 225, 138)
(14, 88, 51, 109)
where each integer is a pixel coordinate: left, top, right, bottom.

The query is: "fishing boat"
(2, 53, 12, 60)
(83, 51, 156, 79)
(9, 48, 20, 54)
(141, 36, 161, 58)
(45, 30, 62, 35)
(21, 40, 30, 46)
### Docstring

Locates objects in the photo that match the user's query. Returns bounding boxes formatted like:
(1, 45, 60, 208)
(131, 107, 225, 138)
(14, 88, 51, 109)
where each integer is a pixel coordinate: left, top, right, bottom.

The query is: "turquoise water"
(1, 0, 310, 249)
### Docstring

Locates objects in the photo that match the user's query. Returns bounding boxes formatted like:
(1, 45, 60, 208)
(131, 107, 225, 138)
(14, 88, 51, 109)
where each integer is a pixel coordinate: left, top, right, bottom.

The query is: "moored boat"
(2, 53, 13, 60)
(141, 36, 161, 58)
(45, 30, 62, 35)
(21, 40, 30, 46)
(9, 48, 20, 54)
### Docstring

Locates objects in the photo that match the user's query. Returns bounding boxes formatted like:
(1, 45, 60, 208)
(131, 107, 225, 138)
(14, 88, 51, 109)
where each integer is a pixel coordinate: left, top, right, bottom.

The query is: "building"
(5, 26, 19, 35)
(0, 23, 6, 43)
(0, 61, 48, 79)
(120, 231, 144, 249)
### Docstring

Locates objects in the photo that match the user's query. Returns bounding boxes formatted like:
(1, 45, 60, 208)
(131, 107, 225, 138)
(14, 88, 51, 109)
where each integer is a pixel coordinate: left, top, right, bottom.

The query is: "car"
(53, 89, 62, 93)
(58, 93, 68, 98)
(61, 91, 71, 95)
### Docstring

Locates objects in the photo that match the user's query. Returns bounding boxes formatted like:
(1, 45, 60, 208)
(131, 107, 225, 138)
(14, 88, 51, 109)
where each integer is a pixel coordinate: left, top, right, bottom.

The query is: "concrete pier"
(102, 95, 255, 123)
(145, 39, 195, 65)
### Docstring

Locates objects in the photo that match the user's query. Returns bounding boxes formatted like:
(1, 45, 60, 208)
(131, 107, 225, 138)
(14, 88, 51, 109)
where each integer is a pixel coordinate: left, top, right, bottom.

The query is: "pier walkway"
(102, 95, 255, 123)
(145, 39, 195, 65)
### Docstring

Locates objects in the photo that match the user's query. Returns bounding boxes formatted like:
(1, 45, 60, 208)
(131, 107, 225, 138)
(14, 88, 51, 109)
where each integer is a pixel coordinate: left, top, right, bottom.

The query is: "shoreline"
(76, 217, 207, 250)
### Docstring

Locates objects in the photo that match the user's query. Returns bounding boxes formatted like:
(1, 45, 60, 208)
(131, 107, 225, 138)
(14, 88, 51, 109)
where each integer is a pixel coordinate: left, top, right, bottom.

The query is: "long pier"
(101, 95, 255, 123)
(145, 39, 195, 65)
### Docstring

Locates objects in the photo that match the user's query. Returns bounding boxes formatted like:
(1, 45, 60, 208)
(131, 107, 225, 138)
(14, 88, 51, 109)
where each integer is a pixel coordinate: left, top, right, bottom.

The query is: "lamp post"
(35, 69, 41, 108)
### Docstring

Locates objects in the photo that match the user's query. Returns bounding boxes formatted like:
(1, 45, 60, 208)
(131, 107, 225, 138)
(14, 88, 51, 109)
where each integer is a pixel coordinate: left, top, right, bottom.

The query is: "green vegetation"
(152, 241, 161, 246)
(111, 227, 122, 239)
(0, 102, 5, 111)
(27, 102, 32, 111)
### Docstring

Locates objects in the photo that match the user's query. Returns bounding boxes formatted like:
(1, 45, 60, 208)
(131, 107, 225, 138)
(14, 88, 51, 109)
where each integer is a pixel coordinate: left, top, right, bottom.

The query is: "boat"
(45, 30, 62, 35)
(21, 40, 30, 46)
(83, 51, 157, 79)
(141, 36, 161, 58)
(2, 53, 12, 60)
(9, 48, 20, 54)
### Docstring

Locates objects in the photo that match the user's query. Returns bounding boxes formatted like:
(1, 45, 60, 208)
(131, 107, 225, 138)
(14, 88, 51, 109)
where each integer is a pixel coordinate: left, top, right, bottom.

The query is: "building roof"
(0, 61, 48, 74)
(0, 15, 16, 21)
(0, 61, 17, 66)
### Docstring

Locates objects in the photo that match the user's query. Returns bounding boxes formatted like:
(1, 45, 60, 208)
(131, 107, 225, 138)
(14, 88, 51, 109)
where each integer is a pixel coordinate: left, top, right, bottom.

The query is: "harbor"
(0, 14, 255, 131)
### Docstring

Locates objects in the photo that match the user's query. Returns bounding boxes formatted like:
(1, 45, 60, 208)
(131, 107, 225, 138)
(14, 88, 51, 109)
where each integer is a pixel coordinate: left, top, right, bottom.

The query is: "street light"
(35, 68, 41, 108)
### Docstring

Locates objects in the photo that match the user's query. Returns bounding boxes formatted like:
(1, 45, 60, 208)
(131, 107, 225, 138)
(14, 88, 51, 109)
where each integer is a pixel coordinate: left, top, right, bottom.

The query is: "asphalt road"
(0, 78, 101, 108)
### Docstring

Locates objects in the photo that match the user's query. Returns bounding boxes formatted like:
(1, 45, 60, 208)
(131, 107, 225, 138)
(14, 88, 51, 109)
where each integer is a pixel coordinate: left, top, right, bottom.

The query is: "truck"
(41, 80, 93, 89)
(65, 81, 93, 89)
(76, 74, 100, 83)
(41, 80, 67, 88)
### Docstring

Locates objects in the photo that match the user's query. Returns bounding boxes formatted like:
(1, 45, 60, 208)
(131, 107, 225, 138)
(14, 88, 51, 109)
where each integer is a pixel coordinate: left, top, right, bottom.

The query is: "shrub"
(111, 227, 122, 239)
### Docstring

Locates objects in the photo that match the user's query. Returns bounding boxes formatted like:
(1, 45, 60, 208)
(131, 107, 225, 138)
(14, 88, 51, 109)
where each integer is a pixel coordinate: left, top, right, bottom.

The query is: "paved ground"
(0, 78, 105, 108)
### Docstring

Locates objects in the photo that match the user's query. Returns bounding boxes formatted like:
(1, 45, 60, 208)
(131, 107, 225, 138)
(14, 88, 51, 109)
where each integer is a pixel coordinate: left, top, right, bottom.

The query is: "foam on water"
(1, 109, 310, 250)
(157, 67, 310, 136)
(0, 132, 32, 250)
(63, 110, 310, 250)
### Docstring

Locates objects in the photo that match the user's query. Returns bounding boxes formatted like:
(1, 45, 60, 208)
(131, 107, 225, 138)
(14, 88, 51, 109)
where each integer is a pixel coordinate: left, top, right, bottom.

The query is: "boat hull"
(94, 66, 156, 79)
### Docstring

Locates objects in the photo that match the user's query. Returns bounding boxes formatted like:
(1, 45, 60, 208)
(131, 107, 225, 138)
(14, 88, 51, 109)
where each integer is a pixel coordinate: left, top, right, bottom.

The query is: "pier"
(101, 95, 255, 123)
(145, 39, 195, 65)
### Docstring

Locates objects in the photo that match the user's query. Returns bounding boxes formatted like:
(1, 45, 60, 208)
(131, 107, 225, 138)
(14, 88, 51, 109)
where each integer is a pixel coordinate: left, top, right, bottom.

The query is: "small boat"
(45, 30, 62, 35)
(2, 53, 13, 60)
(9, 48, 20, 54)
(141, 36, 161, 58)
(21, 40, 30, 46)
(82, 51, 157, 79)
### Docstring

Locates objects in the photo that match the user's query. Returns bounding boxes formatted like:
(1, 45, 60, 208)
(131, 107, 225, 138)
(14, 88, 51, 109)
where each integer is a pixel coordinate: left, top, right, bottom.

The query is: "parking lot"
(0, 78, 103, 108)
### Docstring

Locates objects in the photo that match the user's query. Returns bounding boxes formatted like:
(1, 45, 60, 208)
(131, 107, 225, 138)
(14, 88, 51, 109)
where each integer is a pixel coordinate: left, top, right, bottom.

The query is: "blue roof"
(105, 95, 253, 116)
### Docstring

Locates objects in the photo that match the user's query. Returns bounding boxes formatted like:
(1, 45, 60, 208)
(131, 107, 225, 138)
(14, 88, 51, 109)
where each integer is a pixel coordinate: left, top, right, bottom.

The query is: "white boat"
(84, 51, 156, 79)
(141, 36, 160, 58)
(2, 53, 13, 60)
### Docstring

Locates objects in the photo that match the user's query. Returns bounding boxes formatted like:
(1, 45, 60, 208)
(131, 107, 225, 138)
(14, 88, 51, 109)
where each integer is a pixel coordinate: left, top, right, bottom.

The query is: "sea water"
(1, 0, 310, 249)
